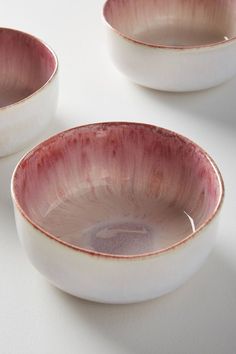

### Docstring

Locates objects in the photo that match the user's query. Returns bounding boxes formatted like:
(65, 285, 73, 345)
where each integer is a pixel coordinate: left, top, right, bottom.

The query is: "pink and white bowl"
(103, 0, 236, 91)
(11, 122, 224, 304)
(0, 28, 58, 157)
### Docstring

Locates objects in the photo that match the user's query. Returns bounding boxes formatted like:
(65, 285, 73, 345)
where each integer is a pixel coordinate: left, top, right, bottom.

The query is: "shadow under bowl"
(11, 122, 224, 303)
(103, 0, 236, 91)
(0, 28, 58, 157)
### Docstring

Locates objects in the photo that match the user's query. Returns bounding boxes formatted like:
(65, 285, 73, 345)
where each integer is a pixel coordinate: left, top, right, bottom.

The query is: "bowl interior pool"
(13, 123, 222, 256)
(0, 29, 56, 108)
(104, 0, 236, 47)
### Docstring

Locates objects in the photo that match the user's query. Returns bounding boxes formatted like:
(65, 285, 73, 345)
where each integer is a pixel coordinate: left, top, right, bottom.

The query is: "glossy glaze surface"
(0, 28, 55, 107)
(104, 0, 235, 47)
(13, 123, 222, 256)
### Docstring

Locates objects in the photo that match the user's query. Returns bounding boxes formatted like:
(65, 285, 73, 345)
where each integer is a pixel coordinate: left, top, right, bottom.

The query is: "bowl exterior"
(106, 29, 236, 92)
(0, 72, 58, 157)
(13, 205, 219, 304)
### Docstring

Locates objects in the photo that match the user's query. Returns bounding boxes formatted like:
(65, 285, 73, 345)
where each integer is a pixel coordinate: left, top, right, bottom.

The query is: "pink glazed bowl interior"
(0, 28, 57, 108)
(104, 0, 236, 47)
(12, 123, 224, 257)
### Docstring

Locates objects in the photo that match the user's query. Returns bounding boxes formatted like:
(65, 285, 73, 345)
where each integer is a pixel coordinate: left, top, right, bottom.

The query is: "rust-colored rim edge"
(0, 27, 58, 112)
(102, 0, 236, 50)
(11, 122, 225, 260)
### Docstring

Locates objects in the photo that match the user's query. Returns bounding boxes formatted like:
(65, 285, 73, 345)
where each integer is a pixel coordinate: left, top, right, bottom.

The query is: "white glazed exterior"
(106, 29, 236, 92)
(0, 73, 58, 157)
(13, 203, 220, 304)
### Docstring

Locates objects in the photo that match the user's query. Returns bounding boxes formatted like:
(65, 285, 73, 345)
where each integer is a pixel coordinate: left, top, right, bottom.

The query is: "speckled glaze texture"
(12, 123, 224, 303)
(0, 28, 58, 157)
(103, 0, 236, 91)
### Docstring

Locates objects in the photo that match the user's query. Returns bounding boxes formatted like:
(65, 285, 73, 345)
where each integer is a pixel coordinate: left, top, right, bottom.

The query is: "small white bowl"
(0, 28, 58, 157)
(11, 123, 224, 304)
(103, 0, 236, 92)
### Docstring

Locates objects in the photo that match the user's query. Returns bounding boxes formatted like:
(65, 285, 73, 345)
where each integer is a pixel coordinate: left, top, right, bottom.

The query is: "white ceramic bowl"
(0, 28, 58, 157)
(11, 123, 224, 304)
(103, 0, 236, 92)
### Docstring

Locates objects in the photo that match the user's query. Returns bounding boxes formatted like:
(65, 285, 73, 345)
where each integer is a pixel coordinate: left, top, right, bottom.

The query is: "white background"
(0, 1, 236, 353)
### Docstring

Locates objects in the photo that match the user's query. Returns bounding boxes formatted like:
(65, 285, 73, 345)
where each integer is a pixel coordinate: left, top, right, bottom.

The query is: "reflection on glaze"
(41, 191, 195, 255)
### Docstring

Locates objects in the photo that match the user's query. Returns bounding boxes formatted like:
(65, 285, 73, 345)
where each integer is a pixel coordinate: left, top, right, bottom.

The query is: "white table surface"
(0, 1, 236, 353)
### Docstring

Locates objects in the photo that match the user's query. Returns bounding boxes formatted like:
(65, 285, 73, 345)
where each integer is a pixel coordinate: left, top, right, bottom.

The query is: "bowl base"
(39, 190, 196, 256)
(134, 24, 227, 47)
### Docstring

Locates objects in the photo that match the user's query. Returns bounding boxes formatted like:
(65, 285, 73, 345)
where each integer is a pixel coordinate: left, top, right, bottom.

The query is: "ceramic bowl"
(11, 122, 224, 304)
(0, 28, 58, 157)
(103, 0, 236, 92)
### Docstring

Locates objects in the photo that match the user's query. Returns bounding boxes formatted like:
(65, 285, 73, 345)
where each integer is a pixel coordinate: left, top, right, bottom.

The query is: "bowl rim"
(0, 27, 58, 111)
(11, 122, 225, 260)
(103, 0, 236, 50)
